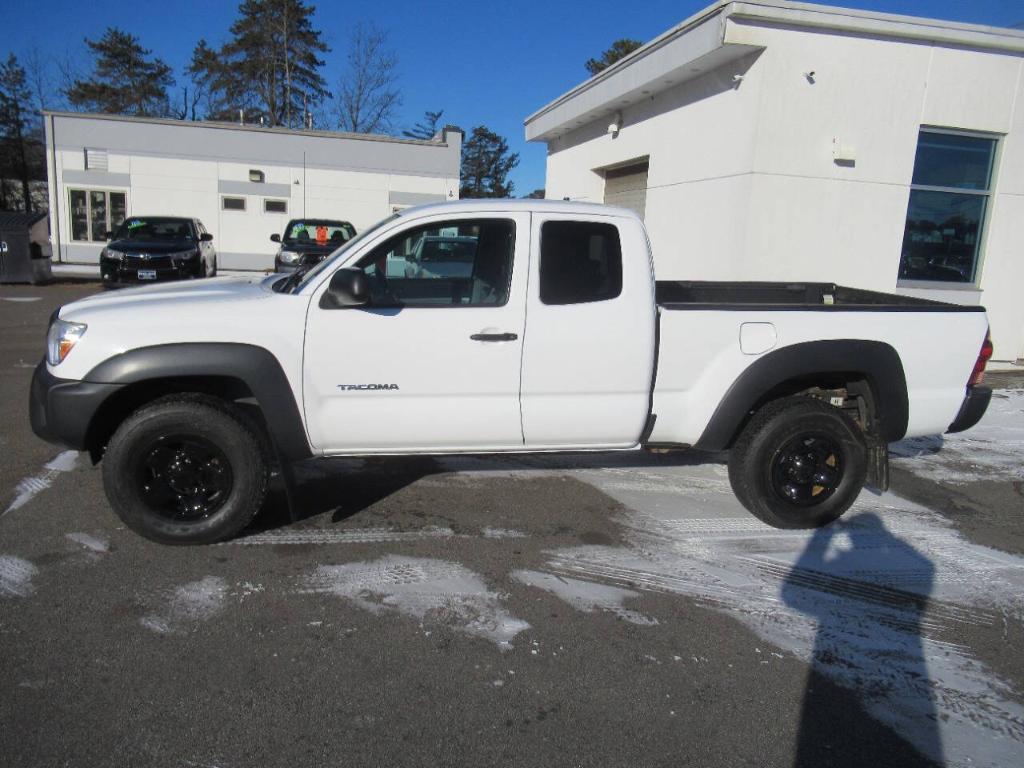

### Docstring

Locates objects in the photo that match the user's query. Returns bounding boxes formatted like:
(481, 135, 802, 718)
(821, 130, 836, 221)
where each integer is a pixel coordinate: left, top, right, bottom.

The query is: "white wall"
(48, 117, 460, 271)
(542, 21, 1024, 363)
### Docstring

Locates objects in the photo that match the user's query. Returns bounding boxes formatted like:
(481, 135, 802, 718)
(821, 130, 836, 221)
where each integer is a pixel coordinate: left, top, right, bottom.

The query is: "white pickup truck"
(31, 200, 994, 544)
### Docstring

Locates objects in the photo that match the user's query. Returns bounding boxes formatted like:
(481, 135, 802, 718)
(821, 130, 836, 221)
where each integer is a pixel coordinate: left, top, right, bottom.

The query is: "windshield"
(284, 220, 354, 246)
(114, 217, 194, 241)
(285, 214, 400, 294)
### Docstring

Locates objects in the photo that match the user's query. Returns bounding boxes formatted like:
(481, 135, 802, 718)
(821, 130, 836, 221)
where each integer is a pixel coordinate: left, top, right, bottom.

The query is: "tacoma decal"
(337, 384, 400, 391)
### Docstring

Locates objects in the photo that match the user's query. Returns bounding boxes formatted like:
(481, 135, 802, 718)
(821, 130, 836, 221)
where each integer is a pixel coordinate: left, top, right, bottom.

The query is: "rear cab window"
(540, 221, 623, 305)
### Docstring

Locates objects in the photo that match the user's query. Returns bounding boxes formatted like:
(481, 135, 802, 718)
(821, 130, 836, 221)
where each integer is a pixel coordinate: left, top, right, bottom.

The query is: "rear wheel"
(728, 396, 867, 529)
(102, 395, 268, 544)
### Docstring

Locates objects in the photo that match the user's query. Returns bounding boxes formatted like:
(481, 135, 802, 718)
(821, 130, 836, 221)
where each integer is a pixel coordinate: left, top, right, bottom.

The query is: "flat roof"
(43, 110, 460, 147)
(525, 0, 1024, 142)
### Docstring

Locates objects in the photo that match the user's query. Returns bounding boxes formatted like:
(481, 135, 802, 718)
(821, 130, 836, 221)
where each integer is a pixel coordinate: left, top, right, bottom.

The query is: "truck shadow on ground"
(244, 449, 728, 535)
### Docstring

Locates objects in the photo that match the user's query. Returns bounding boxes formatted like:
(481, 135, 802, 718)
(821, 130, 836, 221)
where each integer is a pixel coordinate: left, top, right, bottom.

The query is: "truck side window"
(540, 221, 622, 305)
(356, 219, 515, 307)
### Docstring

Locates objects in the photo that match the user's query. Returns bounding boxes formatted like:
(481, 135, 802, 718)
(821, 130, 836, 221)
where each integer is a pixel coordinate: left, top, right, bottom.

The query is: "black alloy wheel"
(136, 434, 234, 521)
(769, 433, 843, 506)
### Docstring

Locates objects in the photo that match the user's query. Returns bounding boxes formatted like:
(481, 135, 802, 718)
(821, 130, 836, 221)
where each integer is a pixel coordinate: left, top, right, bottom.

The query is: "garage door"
(603, 162, 649, 219)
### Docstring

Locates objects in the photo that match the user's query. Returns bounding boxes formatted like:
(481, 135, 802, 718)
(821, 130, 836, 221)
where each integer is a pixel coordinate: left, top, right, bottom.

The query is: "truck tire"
(728, 396, 867, 529)
(102, 395, 269, 545)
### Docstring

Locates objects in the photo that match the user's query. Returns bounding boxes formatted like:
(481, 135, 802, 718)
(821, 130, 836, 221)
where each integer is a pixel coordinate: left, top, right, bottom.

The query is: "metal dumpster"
(0, 211, 52, 284)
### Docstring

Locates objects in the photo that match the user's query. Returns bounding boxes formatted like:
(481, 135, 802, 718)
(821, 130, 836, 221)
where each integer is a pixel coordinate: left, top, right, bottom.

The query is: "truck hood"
(60, 275, 281, 323)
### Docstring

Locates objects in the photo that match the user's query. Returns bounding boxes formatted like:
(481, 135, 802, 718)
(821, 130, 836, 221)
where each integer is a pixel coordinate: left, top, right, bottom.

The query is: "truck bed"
(655, 281, 986, 312)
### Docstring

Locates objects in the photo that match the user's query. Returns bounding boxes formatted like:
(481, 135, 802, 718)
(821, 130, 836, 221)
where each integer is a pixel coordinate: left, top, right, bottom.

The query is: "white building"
(525, 1, 1024, 366)
(44, 111, 462, 271)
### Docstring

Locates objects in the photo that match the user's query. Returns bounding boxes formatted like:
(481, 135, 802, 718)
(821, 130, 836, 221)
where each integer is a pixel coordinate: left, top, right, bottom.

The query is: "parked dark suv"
(272, 218, 356, 273)
(100, 217, 217, 287)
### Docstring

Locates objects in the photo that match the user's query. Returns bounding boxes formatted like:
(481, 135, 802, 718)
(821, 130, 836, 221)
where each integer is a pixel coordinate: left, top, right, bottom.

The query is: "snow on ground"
(4, 451, 79, 516)
(140, 576, 229, 635)
(304, 555, 530, 650)
(0, 555, 38, 598)
(892, 389, 1024, 484)
(437, 416, 1024, 768)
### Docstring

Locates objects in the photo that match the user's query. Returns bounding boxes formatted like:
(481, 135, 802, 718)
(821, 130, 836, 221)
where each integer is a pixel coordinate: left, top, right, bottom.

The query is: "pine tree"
(585, 39, 643, 76)
(189, 0, 330, 128)
(0, 54, 40, 211)
(403, 109, 444, 140)
(459, 126, 519, 199)
(66, 28, 174, 116)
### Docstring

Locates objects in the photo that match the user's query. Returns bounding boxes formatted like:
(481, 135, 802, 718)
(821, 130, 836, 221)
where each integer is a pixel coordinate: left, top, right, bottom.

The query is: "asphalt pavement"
(2, 280, 1022, 768)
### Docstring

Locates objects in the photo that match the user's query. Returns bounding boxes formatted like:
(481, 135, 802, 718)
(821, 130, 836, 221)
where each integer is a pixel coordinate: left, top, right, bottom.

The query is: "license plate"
(138, 270, 157, 280)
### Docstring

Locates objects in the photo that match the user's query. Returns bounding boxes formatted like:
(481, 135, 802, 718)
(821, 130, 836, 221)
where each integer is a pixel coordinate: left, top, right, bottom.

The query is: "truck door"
(520, 214, 657, 448)
(303, 213, 529, 452)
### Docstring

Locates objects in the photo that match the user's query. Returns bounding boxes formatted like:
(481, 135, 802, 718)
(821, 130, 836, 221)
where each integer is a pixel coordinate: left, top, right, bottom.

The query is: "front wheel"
(102, 395, 269, 544)
(728, 396, 867, 529)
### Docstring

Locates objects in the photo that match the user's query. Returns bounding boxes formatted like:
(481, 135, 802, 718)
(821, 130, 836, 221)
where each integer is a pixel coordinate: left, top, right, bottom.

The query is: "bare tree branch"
(335, 22, 401, 134)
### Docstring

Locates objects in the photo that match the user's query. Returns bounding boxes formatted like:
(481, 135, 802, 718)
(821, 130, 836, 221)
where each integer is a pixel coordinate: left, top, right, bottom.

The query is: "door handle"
(470, 332, 518, 342)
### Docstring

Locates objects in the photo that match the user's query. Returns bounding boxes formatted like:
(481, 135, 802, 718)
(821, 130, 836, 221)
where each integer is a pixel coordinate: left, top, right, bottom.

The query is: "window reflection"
(899, 131, 996, 285)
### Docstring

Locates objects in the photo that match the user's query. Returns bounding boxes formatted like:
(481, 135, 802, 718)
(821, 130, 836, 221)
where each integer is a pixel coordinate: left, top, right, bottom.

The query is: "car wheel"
(727, 396, 867, 529)
(209, 255, 217, 277)
(102, 395, 269, 545)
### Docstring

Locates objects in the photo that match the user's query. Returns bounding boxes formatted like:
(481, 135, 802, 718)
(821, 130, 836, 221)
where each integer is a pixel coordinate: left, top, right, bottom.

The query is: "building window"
(540, 220, 623, 305)
(249, 169, 265, 183)
(68, 188, 126, 242)
(222, 196, 246, 211)
(899, 130, 997, 285)
(264, 199, 287, 214)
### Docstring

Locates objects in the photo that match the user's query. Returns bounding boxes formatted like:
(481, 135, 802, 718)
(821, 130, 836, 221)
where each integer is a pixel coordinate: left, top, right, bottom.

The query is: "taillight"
(969, 331, 993, 387)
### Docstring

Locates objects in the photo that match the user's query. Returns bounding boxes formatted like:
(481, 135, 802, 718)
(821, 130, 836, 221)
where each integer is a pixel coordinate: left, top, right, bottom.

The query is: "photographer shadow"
(782, 513, 942, 767)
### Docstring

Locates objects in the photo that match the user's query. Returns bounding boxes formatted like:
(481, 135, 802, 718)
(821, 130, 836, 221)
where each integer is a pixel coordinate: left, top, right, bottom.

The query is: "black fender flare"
(85, 342, 312, 462)
(694, 339, 909, 451)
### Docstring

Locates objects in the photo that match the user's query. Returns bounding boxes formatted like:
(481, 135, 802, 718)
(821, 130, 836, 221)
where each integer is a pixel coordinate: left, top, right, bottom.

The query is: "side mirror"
(105, 232, 114, 241)
(270, 233, 281, 243)
(200, 232, 213, 242)
(320, 267, 370, 309)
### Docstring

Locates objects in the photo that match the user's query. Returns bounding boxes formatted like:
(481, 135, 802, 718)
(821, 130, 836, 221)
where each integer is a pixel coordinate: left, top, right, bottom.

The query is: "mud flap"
(866, 441, 890, 492)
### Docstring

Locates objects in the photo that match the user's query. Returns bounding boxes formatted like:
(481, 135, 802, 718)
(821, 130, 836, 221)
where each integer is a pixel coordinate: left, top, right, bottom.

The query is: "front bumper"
(946, 385, 992, 434)
(29, 361, 122, 451)
(100, 256, 203, 285)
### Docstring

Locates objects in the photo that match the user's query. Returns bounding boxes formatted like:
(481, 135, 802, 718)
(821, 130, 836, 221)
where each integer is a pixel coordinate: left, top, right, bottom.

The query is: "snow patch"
(140, 576, 228, 634)
(66, 532, 109, 553)
(481, 527, 527, 539)
(512, 569, 657, 625)
(305, 556, 529, 649)
(4, 450, 79, 515)
(0, 555, 38, 598)
(892, 389, 1024, 484)
(443, 453, 1024, 767)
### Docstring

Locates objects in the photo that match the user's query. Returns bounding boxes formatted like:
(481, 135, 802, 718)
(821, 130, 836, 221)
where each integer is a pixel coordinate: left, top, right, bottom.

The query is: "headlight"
(46, 319, 87, 366)
(279, 250, 301, 264)
(169, 249, 199, 265)
(102, 249, 126, 261)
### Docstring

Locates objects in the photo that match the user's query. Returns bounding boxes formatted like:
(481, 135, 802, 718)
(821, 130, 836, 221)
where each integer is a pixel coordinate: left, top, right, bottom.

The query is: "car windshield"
(284, 214, 399, 294)
(284, 220, 354, 246)
(418, 237, 478, 262)
(114, 218, 193, 241)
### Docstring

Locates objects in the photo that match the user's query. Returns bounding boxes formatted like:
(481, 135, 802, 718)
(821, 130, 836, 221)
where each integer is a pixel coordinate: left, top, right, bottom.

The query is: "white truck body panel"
(50, 199, 989, 459)
(650, 309, 988, 445)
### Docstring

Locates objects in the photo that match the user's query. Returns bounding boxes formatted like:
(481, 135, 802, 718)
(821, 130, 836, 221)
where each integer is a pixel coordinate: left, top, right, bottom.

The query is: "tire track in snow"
(4, 451, 79, 515)
(0, 555, 38, 598)
(443, 454, 1024, 767)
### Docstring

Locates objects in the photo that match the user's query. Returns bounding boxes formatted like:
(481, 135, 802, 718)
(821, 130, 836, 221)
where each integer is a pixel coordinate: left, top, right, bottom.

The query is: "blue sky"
(1, 0, 1021, 194)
